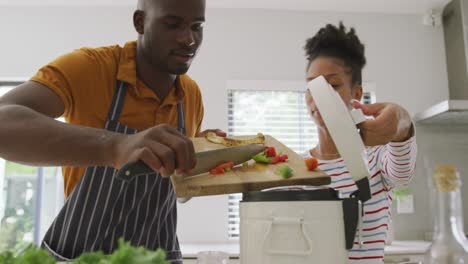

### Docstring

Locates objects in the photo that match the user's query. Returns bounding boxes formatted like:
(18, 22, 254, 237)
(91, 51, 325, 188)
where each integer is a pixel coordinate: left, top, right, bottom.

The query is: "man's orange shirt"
(31, 41, 204, 197)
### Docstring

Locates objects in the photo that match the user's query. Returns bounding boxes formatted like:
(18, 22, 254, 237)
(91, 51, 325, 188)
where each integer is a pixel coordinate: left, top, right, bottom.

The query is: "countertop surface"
(384, 240, 431, 255)
(179, 240, 431, 258)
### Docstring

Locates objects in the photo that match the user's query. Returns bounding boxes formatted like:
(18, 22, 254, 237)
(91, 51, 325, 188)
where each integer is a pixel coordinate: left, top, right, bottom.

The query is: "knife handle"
(115, 160, 156, 182)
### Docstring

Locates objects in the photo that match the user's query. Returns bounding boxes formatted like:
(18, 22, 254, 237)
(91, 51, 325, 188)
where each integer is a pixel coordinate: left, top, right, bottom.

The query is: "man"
(0, 0, 221, 262)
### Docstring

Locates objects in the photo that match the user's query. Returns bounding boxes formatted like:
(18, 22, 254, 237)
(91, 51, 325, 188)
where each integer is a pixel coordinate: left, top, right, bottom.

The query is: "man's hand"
(111, 124, 196, 177)
(196, 129, 227, 138)
(352, 100, 413, 146)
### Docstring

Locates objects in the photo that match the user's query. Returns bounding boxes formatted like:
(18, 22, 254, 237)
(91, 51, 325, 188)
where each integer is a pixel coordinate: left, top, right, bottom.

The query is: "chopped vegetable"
(270, 155, 286, 164)
(270, 155, 282, 165)
(209, 168, 223, 175)
(265, 147, 276, 157)
(279, 154, 288, 162)
(210, 162, 235, 175)
(253, 148, 289, 165)
(252, 152, 272, 164)
(305, 157, 318, 171)
(275, 165, 293, 179)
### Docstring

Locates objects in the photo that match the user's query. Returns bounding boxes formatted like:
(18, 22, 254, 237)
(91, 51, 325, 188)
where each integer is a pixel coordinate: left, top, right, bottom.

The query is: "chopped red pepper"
(210, 168, 225, 175)
(270, 156, 282, 164)
(270, 154, 288, 164)
(279, 154, 288, 162)
(210, 162, 235, 175)
(265, 147, 277, 158)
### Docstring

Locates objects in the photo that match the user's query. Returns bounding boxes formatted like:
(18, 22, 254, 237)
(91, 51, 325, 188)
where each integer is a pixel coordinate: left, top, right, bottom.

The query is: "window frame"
(0, 80, 65, 247)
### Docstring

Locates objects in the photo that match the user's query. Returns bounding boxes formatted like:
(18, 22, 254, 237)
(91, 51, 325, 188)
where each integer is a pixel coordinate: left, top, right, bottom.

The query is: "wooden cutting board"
(171, 135, 331, 198)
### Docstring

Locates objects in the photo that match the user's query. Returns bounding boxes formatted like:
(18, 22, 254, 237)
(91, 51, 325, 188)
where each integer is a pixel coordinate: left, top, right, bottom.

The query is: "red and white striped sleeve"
(377, 132, 417, 188)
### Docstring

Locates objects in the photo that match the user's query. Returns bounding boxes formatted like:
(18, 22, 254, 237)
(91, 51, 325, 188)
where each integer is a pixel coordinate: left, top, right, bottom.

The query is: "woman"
(303, 23, 416, 262)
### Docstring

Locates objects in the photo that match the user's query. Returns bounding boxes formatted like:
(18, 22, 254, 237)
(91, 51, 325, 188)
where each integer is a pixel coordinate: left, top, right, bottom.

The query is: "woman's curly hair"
(305, 22, 366, 85)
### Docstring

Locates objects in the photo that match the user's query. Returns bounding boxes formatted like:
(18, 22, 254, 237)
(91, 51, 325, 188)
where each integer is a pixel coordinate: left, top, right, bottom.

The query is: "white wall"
(0, 159, 5, 223)
(194, 9, 448, 132)
(393, 124, 468, 241)
(0, 6, 450, 243)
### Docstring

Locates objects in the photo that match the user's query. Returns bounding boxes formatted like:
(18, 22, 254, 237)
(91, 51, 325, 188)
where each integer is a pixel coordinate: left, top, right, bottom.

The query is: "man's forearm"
(0, 104, 122, 167)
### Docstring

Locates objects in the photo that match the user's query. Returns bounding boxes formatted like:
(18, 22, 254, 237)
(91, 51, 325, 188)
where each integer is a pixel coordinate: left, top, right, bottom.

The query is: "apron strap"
(177, 102, 186, 136)
(106, 80, 128, 122)
(107, 79, 186, 135)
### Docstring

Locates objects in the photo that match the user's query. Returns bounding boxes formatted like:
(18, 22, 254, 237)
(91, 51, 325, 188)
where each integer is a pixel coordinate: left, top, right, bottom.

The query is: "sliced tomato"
(305, 157, 318, 171)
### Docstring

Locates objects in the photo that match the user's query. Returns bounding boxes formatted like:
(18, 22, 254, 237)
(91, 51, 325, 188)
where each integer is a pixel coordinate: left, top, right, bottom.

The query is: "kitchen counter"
(54, 241, 430, 264)
(180, 243, 239, 258)
(384, 241, 431, 255)
(179, 240, 431, 258)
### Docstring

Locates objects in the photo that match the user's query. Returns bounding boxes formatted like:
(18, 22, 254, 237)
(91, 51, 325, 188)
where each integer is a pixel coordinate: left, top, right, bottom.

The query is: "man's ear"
(133, 10, 145, 35)
(352, 84, 363, 101)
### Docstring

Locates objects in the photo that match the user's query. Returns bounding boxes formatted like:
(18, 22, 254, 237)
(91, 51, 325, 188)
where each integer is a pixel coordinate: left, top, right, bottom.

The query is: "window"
(226, 80, 375, 239)
(0, 82, 65, 251)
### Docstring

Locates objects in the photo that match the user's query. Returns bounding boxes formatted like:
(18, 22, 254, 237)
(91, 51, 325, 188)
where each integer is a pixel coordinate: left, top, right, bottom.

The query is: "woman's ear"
(352, 85, 363, 101)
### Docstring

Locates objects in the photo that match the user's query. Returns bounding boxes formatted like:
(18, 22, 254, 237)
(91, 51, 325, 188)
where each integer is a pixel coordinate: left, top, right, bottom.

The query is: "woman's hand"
(352, 100, 413, 146)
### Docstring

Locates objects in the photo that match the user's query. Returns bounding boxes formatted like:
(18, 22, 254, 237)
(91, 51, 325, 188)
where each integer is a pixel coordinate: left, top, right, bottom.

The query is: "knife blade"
(115, 144, 266, 182)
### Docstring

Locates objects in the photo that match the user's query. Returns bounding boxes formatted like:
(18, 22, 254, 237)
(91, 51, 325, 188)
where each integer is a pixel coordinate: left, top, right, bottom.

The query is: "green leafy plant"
(0, 245, 55, 264)
(0, 239, 169, 264)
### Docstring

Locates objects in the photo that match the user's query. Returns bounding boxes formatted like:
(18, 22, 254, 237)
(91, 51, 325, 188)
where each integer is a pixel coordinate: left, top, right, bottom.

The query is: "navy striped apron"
(42, 80, 184, 263)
